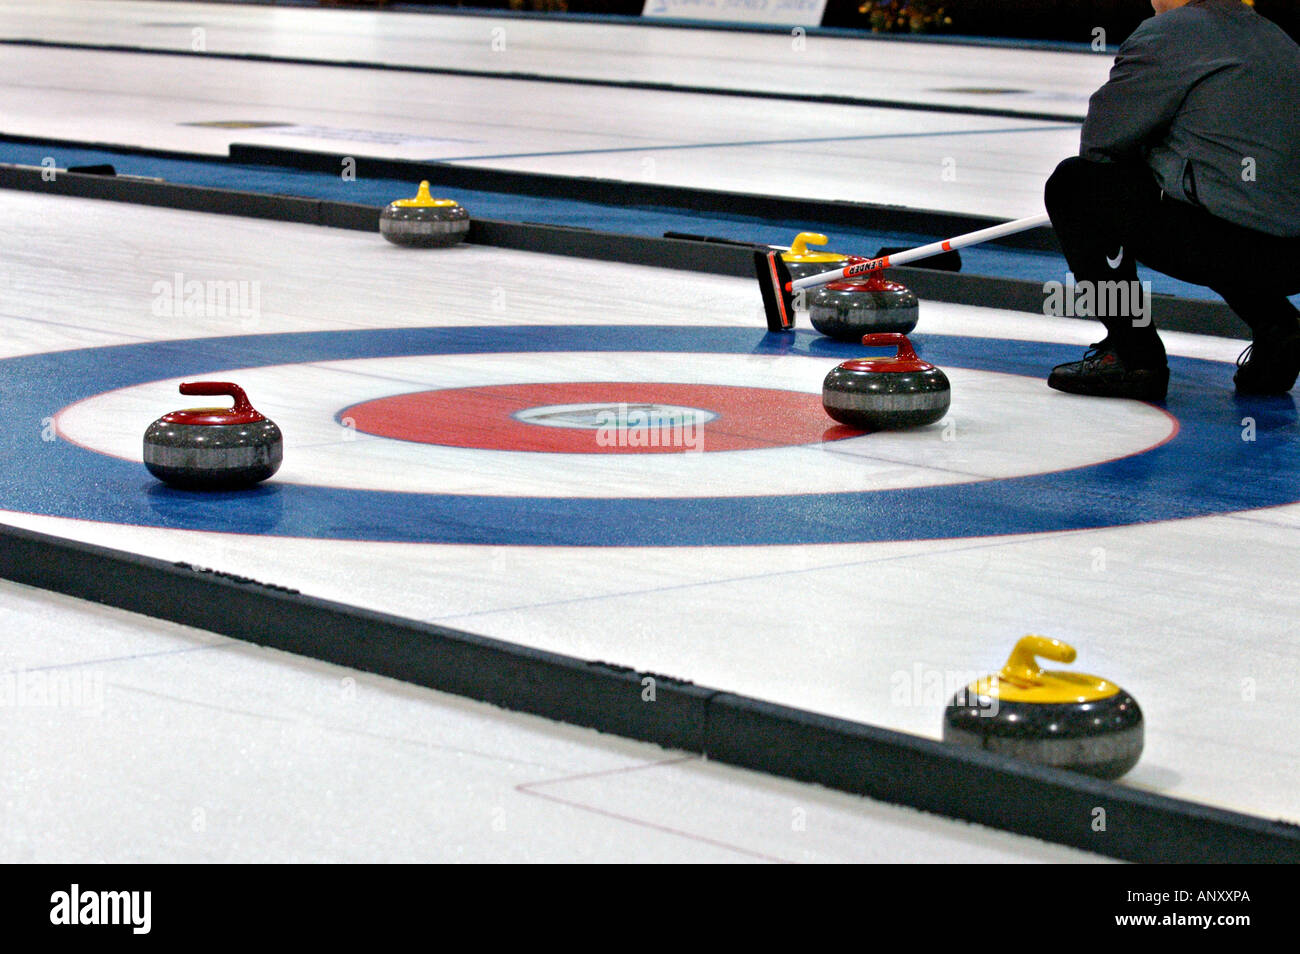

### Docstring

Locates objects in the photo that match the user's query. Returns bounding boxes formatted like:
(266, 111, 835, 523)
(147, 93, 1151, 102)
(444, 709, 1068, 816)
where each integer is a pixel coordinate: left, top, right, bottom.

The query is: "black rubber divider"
(469, 219, 759, 278)
(228, 142, 1067, 255)
(0, 162, 1245, 338)
(707, 695, 1300, 863)
(0, 160, 352, 226)
(3, 520, 1297, 863)
(0, 38, 1087, 125)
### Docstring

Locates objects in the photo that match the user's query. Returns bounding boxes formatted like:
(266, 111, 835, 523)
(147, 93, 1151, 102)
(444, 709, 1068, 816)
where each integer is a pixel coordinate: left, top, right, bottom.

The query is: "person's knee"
(1047, 156, 1087, 187)
(1045, 156, 1089, 218)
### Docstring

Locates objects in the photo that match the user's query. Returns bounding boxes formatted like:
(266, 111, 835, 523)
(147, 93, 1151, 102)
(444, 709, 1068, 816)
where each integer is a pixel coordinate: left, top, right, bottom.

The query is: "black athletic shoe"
(1048, 344, 1170, 401)
(1234, 332, 1300, 395)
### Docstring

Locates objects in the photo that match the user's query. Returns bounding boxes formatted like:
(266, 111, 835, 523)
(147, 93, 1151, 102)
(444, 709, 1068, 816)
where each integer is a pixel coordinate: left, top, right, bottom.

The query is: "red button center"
(340, 382, 861, 454)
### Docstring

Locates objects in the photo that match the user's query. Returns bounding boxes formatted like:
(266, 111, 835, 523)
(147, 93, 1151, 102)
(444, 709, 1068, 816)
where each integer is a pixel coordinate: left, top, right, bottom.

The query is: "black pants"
(1045, 156, 1300, 367)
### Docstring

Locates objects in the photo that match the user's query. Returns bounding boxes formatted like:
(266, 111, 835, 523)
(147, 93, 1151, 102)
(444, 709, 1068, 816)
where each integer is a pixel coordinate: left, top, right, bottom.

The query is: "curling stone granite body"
(781, 231, 850, 283)
(143, 382, 282, 488)
(942, 635, 1145, 780)
(822, 333, 949, 430)
(809, 273, 919, 341)
(379, 180, 470, 248)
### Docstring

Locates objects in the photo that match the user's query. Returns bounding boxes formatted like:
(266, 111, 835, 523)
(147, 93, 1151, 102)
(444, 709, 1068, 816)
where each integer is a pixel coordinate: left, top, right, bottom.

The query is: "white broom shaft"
(789, 212, 1051, 291)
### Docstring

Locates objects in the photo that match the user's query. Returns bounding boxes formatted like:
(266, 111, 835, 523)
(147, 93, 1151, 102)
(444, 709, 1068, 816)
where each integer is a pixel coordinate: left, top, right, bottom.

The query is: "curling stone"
(379, 180, 470, 248)
(943, 635, 1144, 780)
(143, 382, 282, 488)
(808, 266, 918, 341)
(822, 333, 949, 430)
(781, 231, 850, 283)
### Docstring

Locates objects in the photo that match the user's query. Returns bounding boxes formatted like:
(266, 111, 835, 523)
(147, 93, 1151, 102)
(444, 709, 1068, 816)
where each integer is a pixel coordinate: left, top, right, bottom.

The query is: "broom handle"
(788, 212, 1051, 292)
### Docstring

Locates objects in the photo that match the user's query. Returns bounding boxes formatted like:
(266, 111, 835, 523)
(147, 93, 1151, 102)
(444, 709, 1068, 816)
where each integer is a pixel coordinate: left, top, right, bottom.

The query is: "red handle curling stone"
(822, 333, 951, 430)
(807, 262, 918, 342)
(143, 382, 282, 488)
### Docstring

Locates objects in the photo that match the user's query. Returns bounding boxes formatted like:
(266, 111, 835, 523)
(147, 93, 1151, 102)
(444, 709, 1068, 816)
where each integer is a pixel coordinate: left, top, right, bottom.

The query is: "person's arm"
(1081, 22, 1192, 161)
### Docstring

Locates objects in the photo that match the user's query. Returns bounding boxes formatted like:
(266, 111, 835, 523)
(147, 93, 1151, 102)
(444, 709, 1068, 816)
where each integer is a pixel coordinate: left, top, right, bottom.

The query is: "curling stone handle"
(1002, 635, 1077, 682)
(789, 232, 829, 256)
(179, 381, 255, 413)
(860, 333, 917, 360)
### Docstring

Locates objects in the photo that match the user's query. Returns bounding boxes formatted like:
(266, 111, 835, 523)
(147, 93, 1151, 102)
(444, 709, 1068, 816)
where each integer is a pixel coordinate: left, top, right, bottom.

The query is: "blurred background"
(315, 0, 1300, 43)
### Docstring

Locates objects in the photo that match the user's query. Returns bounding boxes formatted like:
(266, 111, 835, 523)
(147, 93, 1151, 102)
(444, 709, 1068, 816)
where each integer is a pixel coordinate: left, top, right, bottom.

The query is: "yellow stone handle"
(1001, 635, 1076, 683)
(788, 232, 829, 256)
(393, 180, 460, 208)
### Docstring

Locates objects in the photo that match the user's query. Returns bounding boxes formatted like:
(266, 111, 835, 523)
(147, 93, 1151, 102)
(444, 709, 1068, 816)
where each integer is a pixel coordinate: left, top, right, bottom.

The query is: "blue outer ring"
(4, 325, 1297, 546)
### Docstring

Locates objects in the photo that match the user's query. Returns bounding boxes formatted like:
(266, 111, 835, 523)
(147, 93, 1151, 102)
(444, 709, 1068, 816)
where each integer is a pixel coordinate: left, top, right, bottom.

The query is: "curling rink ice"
(0, 0, 1110, 113)
(1, 0, 1298, 862)
(0, 189, 1297, 862)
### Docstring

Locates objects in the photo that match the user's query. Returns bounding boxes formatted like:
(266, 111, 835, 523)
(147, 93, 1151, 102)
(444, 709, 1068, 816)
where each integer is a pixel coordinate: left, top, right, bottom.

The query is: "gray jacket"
(1081, 0, 1300, 238)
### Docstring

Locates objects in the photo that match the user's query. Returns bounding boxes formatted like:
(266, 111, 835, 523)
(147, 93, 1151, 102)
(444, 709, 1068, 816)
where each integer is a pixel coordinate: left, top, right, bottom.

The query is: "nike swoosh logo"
(1106, 247, 1124, 269)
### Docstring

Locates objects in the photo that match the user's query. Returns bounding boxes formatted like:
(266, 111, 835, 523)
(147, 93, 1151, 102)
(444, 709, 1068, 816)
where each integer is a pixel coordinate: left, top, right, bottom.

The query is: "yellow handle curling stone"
(941, 635, 1144, 779)
(379, 181, 470, 248)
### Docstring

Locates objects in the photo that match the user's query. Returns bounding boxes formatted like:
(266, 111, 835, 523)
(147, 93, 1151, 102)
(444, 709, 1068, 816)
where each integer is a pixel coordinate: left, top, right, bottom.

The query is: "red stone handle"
(860, 333, 918, 361)
(179, 381, 254, 413)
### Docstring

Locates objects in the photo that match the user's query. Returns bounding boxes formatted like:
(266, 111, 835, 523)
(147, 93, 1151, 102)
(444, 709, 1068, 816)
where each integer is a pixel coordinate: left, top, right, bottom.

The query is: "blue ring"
(4, 325, 1297, 546)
